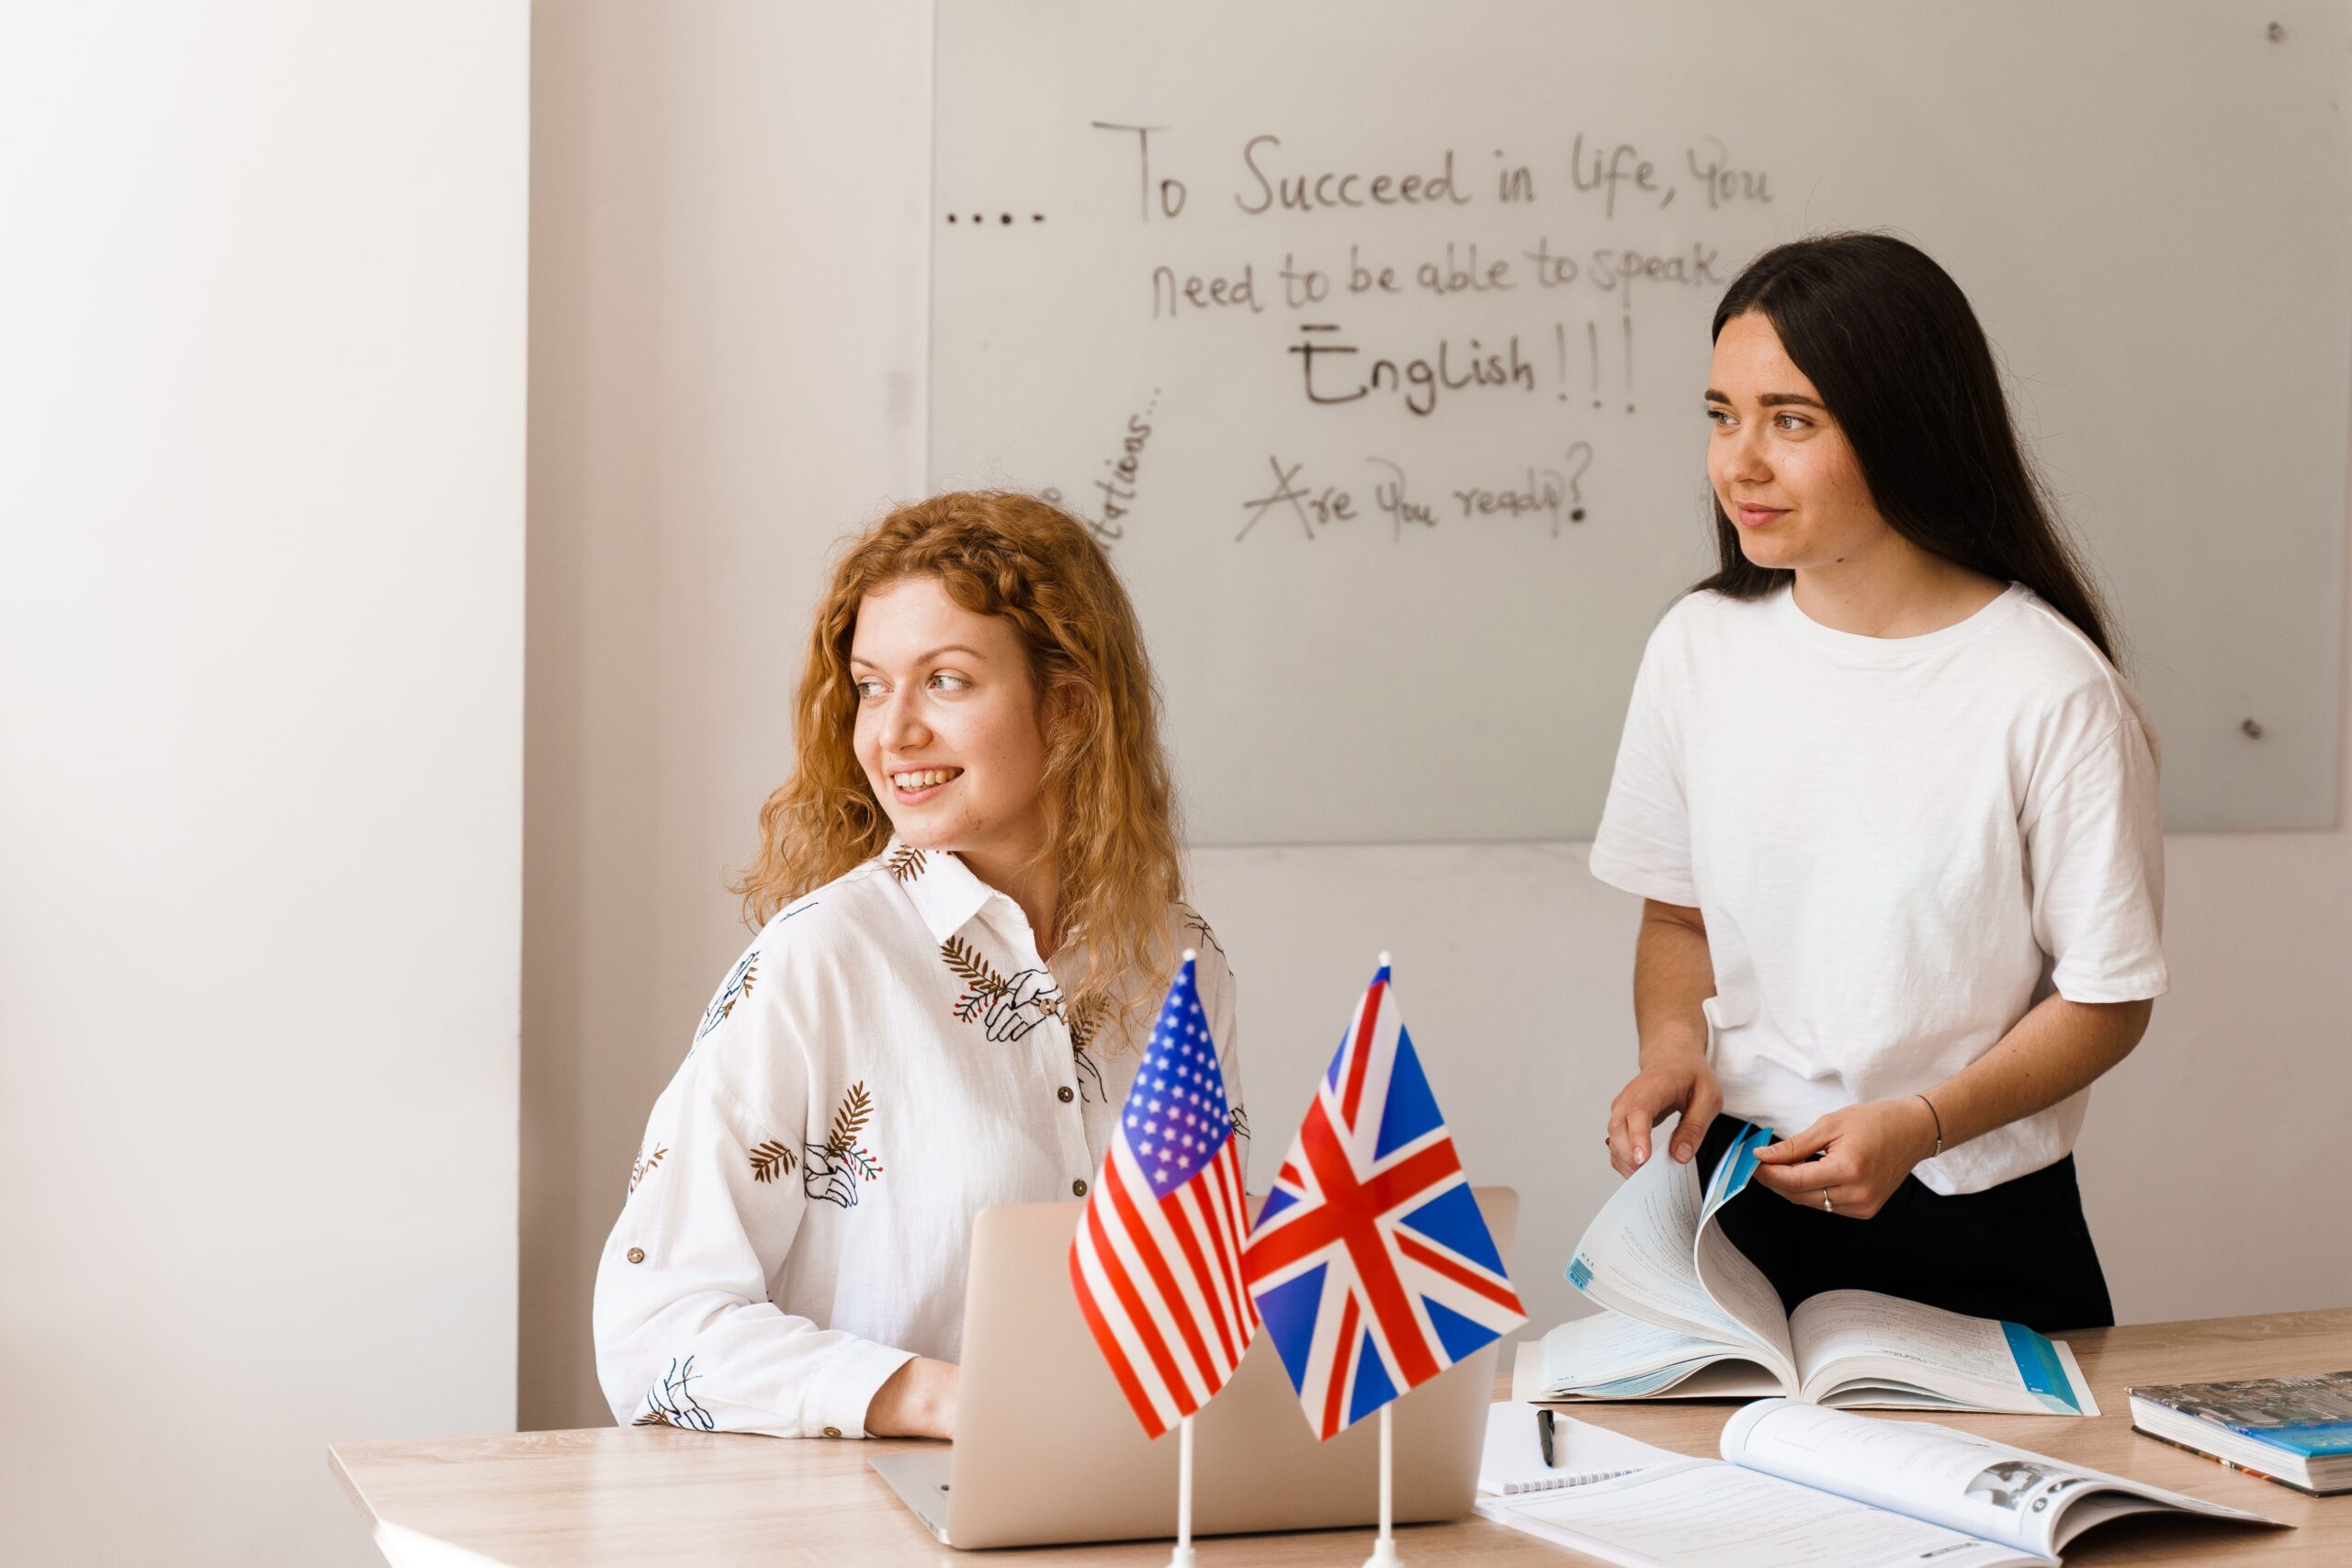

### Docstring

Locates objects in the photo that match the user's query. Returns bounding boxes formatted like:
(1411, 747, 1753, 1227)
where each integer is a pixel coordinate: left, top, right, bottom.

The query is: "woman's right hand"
(1605, 1055, 1723, 1177)
(865, 1356, 958, 1439)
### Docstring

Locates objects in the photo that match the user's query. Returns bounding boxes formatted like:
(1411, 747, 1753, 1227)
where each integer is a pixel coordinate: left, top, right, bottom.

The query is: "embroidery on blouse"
(802, 1081, 883, 1208)
(1072, 1042, 1107, 1103)
(1066, 997, 1108, 1101)
(628, 1143, 667, 1194)
(633, 1356, 716, 1429)
(939, 936, 1067, 1043)
(748, 1139, 797, 1183)
(1178, 905, 1225, 961)
(688, 903, 817, 1057)
(1228, 1105, 1250, 1145)
(884, 844, 927, 884)
(696, 952, 759, 1043)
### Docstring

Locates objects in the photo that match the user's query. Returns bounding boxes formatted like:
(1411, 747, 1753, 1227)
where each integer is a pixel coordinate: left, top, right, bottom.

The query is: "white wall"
(521, 0, 933, 1430)
(0, 7, 527, 1563)
(522, 3, 2352, 1432)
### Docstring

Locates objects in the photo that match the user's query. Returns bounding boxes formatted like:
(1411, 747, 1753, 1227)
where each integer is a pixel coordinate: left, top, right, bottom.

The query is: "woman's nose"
(1724, 425, 1771, 485)
(882, 689, 930, 749)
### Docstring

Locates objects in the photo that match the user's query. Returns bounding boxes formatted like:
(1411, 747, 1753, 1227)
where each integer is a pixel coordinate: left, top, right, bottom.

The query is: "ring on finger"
(1820, 1188, 1833, 1213)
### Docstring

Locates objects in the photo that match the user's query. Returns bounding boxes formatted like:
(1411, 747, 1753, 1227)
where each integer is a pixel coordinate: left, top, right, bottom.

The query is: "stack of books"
(2129, 1370, 2352, 1495)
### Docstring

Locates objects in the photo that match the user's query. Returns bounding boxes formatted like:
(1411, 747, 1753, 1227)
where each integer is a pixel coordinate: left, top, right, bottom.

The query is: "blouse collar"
(881, 840, 998, 944)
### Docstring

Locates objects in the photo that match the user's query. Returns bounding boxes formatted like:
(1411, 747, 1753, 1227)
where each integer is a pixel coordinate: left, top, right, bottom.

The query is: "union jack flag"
(1240, 962, 1524, 1438)
(1068, 954, 1257, 1438)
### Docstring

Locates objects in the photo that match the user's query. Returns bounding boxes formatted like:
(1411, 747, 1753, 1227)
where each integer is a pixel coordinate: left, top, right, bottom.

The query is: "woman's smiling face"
(850, 574, 1050, 864)
(1705, 310, 1889, 572)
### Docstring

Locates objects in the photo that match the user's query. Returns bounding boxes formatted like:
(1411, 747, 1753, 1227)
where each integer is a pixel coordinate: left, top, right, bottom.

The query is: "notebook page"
(1475, 1459, 2034, 1568)
(1477, 1400, 1676, 1494)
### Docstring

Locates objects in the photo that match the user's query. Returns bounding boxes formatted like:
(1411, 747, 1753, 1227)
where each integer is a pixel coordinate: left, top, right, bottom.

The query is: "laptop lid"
(931, 1187, 1517, 1549)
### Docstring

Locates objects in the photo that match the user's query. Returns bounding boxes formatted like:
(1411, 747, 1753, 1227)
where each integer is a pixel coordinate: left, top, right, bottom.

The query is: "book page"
(1537, 1313, 1746, 1388)
(1791, 1292, 2090, 1413)
(1720, 1401, 2274, 1558)
(1476, 1458, 2033, 1568)
(1691, 1225, 1797, 1386)
(1696, 1118, 1772, 1225)
(1566, 1138, 1761, 1348)
(1689, 1126, 1797, 1383)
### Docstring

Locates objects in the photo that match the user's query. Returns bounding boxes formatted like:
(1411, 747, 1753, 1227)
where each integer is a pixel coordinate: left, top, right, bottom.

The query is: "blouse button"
(626, 1247, 646, 1265)
(1071, 1178, 1089, 1197)
(1057, 1086, 1075, 1103)
(821, 1426, 843, 1438)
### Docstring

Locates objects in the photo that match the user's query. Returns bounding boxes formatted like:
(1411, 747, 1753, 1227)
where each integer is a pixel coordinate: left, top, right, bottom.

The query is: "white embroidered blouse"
(593, 842, 1244, 1438)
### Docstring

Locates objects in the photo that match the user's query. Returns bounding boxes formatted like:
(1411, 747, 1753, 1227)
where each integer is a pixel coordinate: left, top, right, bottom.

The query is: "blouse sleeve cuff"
(805, 1337, 919, 1439)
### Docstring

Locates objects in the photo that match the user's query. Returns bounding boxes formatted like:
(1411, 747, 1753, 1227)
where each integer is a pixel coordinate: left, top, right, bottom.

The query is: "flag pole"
(1169, 947, 1201, 1568)
(1364, 951, 1400, 1568)
(1169, 1413, 1197, 1568)
(1362, 1403, 1401, 1566)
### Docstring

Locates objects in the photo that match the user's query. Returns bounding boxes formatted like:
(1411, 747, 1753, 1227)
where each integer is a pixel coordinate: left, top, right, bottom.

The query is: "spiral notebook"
(1477, 1401, 1675, 1495)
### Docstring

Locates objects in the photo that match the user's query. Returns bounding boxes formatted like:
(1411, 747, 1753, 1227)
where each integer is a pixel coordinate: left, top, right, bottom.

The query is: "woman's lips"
(888, 765, 962, 804)
(1734, 502, 1789, 529)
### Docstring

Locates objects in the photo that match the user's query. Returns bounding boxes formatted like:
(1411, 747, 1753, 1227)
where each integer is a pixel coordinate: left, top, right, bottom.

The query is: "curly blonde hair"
(734, 491, 1183, 1049)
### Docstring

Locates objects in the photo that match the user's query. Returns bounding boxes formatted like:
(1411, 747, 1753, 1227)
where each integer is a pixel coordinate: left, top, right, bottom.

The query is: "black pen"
(1537, 1406, 1557, 1468)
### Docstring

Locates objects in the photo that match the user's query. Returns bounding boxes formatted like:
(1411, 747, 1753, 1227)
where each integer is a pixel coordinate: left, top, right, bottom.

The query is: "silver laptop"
(872, 1187, 1516, 1549)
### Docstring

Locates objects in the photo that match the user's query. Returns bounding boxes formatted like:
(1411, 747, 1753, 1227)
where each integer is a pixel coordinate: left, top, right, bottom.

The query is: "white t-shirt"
(1589, 581, 2166, 1194)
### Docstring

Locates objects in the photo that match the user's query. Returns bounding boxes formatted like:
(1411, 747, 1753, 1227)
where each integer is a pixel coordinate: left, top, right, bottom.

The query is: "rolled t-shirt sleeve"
(2024, 713, 2169, 1003)
(1589, 630, 1699, 906)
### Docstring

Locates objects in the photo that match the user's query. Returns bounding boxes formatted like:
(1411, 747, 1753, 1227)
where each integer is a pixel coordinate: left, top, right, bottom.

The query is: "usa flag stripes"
(1069, 953, 1259, 1438)
(1240, 961, 1525, 1439)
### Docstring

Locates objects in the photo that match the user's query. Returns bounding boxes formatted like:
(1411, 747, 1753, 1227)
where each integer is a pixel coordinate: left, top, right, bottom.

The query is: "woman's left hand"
(1749, 1098, 1940, 1220)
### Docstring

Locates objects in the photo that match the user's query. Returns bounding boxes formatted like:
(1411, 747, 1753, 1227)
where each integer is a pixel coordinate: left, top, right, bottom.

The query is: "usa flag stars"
(1125, 964, 1230, 1196)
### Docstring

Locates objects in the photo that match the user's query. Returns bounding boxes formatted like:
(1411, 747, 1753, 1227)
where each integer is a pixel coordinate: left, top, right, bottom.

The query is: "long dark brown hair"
(1696, 232, 2118, 661)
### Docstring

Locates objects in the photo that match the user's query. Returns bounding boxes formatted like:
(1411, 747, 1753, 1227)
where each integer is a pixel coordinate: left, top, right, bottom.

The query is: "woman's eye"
(853, 678, 885, 700)
(1774, 412, 1811, 432)
(929, 672, 970, 694)
(1705, 407, 1733, 426)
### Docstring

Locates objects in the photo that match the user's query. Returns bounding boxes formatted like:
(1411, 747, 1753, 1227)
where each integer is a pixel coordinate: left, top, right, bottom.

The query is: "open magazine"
(1476, 1400, 2281, 1568)
(1519, 1122, 2097, 1414)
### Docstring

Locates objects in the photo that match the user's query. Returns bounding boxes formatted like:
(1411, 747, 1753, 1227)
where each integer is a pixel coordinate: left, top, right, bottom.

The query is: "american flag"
(1240, 962, 1525, 1438)
(1068, 954, 1258, 1438)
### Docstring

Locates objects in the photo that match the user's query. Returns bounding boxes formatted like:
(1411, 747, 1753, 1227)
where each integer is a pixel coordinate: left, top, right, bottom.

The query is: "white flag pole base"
(1360, 1402, 1402, 1567)
(1167, 1414, 1196, 1568)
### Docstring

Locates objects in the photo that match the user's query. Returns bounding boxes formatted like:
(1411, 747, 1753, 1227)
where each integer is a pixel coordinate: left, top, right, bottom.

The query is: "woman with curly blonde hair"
(594, 491, 1242, 1441)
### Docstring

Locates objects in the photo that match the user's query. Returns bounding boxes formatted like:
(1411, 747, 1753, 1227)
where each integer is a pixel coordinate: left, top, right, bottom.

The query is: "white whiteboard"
(932, 0, 2350, 842)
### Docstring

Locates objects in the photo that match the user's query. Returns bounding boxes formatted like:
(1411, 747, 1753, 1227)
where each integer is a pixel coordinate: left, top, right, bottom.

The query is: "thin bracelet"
(1917, 1093, 1944, 1156)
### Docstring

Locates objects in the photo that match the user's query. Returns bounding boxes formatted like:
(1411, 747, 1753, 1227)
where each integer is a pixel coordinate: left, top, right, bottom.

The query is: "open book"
(1519, 1122, 2097, 1414)
(1476, 1399, 2281, 1568)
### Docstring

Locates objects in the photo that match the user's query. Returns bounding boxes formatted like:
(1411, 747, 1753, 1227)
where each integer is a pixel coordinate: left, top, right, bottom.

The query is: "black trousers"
(1692, 1117, 2116, 1334)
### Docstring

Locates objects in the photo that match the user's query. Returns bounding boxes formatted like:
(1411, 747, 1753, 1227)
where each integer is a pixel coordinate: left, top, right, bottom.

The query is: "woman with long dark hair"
(1591, 233, 2163, 1331)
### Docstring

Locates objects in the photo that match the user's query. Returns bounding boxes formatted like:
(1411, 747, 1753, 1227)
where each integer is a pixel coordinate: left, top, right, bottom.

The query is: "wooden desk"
(331, 1308, 2351, 1565)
